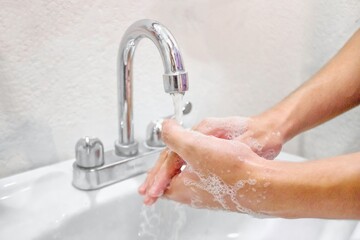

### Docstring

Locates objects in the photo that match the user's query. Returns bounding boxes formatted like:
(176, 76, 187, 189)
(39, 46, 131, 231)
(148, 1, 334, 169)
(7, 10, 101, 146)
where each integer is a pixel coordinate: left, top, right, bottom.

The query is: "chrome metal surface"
(163, 72, 189, 93)
(72, 19, 189, 190)
(146, 101, 192, 148)
(73, 147, 162, 190)
(116, 19, 189, 156)
(114, 140, 139, 156)
(181, 101, 192, 115)
(75, 137, 104, 168)
(146, 119, 164, 148)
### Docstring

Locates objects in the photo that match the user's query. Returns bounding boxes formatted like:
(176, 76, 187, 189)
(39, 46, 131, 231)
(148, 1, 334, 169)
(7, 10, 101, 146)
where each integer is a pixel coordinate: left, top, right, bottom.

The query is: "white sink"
(0, 152, 358, 240)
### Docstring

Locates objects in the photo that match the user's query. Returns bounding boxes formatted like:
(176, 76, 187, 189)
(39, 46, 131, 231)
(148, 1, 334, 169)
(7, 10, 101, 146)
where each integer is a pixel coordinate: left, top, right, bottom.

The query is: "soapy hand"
(139, 117, 282, 208)
(138, 116, 284, 204)
(190, 116, 283, 159)
(142, 119, 272, 212)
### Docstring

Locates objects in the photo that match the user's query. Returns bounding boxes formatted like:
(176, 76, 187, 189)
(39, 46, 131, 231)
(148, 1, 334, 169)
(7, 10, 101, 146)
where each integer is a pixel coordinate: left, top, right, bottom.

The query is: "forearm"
(256, 29, 360, 142)
(258, 152, 360, 219)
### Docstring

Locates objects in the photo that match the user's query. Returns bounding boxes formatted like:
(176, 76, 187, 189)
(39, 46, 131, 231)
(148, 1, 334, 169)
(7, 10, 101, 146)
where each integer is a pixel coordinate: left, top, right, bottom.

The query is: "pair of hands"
(138, 117, 284, 213)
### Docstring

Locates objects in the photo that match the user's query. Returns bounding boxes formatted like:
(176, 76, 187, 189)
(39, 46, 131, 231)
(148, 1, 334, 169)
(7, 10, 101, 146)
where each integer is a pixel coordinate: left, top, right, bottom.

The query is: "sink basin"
(0, 152, 359, 240)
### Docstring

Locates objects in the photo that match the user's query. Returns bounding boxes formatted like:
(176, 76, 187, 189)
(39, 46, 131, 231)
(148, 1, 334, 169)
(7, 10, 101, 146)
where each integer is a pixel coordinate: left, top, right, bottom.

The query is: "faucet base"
(72, 148, 161, 190)
(114, 140, 139, 157)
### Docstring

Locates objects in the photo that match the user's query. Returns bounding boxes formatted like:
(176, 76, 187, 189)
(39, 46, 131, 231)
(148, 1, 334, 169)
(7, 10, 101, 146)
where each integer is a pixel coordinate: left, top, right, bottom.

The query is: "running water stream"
(138, 93, 186, 239)
(138, 201, 186, 240)
(171, 93, 184, 125)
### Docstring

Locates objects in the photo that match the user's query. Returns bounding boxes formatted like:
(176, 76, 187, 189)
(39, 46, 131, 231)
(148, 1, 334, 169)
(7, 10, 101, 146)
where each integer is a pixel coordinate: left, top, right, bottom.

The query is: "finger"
(162, 172, 194, 205)
(138, 150, 169, 195)
(193, 117, 234, 139)
(139, 167, 156, 195)
(162, 119, 231, 167)
(163, 171, 220, 209)
(144, 195, 157, 206)
(139, 171, 153, 195)
(147, 152, 185, 198)
(193, 117, 249, 140)
(192, 118, 222, 136)
(138, 183, 146, 195)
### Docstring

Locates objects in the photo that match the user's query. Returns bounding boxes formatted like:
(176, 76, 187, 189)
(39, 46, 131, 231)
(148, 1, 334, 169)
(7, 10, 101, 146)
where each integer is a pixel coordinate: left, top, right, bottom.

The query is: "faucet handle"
(166, 100, 192, 118)
(146, 102, 192, 148)
(75, 137, 104, 168)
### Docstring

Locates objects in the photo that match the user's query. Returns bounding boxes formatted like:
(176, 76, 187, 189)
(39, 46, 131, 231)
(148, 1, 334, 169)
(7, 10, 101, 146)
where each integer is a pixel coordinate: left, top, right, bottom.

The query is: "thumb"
(161, 119, 227, 167)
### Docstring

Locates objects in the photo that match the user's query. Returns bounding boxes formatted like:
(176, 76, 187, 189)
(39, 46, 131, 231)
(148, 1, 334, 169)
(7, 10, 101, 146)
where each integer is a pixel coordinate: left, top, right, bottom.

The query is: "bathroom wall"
(0, 0, 359, 177)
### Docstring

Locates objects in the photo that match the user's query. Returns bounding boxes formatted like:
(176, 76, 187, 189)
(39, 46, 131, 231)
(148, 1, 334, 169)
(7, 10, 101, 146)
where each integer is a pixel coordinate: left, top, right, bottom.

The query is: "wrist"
(253, 106, 296, 144)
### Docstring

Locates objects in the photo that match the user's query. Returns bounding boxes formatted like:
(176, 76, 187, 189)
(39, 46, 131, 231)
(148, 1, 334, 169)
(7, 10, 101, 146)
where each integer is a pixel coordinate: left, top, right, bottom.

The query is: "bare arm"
(139, 29, 360, 219)
(161, 120, 360, 219)
(257, 28, 360, 142)
(261, 152, 360, 218)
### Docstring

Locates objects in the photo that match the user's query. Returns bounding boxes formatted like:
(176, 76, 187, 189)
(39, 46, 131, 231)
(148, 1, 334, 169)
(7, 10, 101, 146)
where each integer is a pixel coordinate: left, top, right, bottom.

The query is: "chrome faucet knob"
(75, 137, 104, 168)
(146, 119, 164, 148)
(146, 101, 192, 148)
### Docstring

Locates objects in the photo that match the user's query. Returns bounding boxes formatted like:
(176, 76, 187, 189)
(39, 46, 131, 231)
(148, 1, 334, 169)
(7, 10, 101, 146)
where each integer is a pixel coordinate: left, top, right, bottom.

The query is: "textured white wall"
(296, 1, 360, 159)
(0, 0, 359, 177)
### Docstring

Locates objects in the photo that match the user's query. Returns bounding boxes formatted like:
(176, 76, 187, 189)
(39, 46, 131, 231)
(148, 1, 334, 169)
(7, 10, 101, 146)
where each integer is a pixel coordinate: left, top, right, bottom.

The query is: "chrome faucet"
(72, 19, 189, 190)
(115, 19, 188, 157)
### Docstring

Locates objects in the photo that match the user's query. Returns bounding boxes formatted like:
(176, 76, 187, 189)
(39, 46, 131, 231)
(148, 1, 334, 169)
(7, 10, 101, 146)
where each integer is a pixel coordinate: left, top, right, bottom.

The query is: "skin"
(139, 28, 360, 219)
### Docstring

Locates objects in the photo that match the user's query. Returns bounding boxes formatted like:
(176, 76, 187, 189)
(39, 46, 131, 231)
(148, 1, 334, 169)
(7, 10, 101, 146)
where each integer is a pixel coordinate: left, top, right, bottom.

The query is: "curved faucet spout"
(115, 19, 189, 156)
